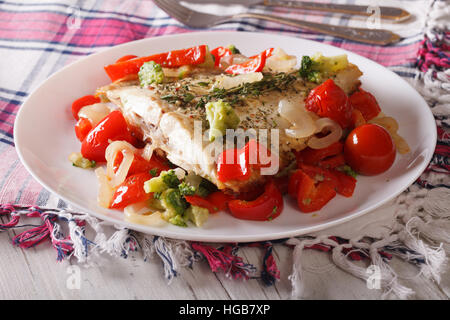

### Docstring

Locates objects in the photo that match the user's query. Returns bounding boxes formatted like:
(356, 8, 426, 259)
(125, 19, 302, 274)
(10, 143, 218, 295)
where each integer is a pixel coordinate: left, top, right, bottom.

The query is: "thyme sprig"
(161, 71, 299, 108)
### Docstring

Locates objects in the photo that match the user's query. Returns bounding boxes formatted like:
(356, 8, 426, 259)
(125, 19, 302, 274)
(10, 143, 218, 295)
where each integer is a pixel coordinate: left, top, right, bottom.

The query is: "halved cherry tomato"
(71, 95, 100, 120)
(228, 180, 283, 221)
(225, 51, 267, 75)
(74, 117, 93, 142)
(217, 146, 251, 183)
(109, 172, 153, 209)
(113, 151, 170, 177)
(295, 141, 343, 166)
(115, 55, 138, 63)
(81, 110, 135, 162)
(294, 170, 336, 213)
(184, 191, 232, 213)
(344, 124, 396, 176)
(217, 139, 276, 183)
(349, 88, 381, 121)
(305, 79, 353, 128)
(104, 45, 208, 82)
(210, 46, 232, 67)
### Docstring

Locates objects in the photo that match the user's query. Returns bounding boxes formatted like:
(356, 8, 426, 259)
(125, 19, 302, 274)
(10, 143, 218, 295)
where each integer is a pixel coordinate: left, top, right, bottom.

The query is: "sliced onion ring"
(307, 118, 343, 149)
(278, 99, 317, 138)
(124, 202, 166, 227)
(105, 140, 136, 187)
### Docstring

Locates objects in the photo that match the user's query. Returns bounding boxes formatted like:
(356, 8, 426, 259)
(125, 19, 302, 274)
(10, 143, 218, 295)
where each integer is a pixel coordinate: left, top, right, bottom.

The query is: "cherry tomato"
(305, 79, 353, 128)
(225, 51, 267, 75)
(110, 172, 153, 209)
(74, 117, 92, 142)
(228, 180, 283, 221)
(71, 95, 100, 120)
(349, 88, 381, 121)
(81, 110, 135, 162)
(217, 139, 276, 183)
(344, 124, 396, 176)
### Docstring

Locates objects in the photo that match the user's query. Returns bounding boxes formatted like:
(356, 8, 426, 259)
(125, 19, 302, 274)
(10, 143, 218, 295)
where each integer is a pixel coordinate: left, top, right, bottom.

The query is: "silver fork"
(153, 0, 401, 45)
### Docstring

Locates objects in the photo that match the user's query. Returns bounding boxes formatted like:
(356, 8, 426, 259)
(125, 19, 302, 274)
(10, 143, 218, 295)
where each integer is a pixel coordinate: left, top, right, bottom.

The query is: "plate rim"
(13, 31, 437, 242)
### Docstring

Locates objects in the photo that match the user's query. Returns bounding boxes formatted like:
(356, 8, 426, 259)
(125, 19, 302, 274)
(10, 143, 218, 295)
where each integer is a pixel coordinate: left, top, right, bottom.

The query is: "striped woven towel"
(0, 0, 449, 299)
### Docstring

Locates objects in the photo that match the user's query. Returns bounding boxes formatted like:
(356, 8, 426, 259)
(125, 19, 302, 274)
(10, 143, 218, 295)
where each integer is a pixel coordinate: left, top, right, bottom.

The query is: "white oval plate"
(14, 32, 436, 242)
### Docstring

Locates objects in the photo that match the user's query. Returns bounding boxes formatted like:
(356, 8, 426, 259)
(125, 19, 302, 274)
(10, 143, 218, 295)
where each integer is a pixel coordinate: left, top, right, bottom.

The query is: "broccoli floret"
(196, 178, 218, 197)
(228, 45, 241, 54)
(299, 56, 321, 83)
(178, 181, 196, 196)
(138, 61, 164, 87)
(161, 188, 187, 216)
(162, 170, 181, 188)
(205, 99, 240, 142)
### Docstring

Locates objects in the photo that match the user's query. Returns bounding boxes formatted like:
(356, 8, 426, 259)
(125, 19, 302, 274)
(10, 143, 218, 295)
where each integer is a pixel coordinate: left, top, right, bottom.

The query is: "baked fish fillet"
(99, 65, 362, 193)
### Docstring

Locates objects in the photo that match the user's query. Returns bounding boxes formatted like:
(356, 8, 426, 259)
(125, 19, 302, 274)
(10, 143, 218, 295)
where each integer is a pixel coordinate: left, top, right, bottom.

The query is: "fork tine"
(163, 0, 192, 17)
(154, 0, 190, 23)
(153, 0, 183, 22)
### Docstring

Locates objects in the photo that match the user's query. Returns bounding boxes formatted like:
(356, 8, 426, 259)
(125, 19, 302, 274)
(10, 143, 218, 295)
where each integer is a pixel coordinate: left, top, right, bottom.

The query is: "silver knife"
(181, 0, 411, 22)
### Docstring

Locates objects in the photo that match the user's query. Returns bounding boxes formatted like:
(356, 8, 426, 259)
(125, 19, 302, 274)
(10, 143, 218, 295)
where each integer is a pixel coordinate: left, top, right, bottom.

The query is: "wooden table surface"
(1, 206, 449, 300)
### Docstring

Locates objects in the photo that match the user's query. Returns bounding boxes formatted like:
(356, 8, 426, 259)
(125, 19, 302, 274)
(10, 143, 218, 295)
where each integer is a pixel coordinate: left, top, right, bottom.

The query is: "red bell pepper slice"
(184, 191, 232, 213)
(104, 45, 208, 82)
(299, 163, 357, 198)
(305, 79, 353, 128)
(295, 141, 343, 166)
(349, 88, 381, 121)
(249, 47, 274, 59)
(290, 169, 336, 213)
(228, 180, 284, 221)
(109, 172, 153, 209)
(299, 163, 339, 187)
(74, 117, 93, 142)
(71, 95, 100, 120)
(115, 55, 138, 63)
(318, 153, 346, 169)
(225, 51, 267, 75)
(81, 110, 135, 162)
(330, 169, 356, 197)
(113, 151, 170, 177)
(210, 46, 232, 67)
(297, 177, 336, 213)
